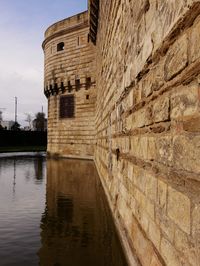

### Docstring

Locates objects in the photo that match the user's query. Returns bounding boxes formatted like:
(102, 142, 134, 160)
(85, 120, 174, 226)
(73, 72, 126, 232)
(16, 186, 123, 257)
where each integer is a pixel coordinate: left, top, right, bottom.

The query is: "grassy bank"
(0, 146, 47, 153)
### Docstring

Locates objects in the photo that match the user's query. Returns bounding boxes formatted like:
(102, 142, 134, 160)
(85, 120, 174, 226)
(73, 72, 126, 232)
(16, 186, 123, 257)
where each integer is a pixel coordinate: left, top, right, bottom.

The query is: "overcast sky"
(0, 0, 87, 126)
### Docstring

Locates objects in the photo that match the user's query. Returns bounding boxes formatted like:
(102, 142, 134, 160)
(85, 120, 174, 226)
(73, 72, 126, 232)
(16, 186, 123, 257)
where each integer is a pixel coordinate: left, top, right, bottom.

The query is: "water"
(0, 154, 127, 266)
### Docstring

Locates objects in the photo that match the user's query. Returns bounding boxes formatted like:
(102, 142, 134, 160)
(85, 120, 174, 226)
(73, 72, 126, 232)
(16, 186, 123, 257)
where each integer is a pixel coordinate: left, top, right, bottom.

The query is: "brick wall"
(94, 1, 200, 265)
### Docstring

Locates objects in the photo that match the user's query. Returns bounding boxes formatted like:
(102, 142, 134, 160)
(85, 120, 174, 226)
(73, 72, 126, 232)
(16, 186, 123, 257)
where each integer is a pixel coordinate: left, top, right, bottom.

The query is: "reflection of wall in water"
(38, 159, 127, 266)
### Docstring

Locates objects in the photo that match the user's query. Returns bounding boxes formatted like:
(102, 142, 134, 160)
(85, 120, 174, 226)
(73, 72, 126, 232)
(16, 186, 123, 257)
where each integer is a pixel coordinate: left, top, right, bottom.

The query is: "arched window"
(57, 42, 64, 52)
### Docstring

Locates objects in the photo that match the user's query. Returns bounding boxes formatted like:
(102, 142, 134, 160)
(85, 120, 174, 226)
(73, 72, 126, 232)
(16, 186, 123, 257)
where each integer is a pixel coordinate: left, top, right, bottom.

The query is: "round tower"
(43, 11, 96, 158)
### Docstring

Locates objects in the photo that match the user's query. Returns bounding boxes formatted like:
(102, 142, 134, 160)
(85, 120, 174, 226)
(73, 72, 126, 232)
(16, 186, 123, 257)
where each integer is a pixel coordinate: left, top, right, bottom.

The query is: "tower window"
(75, 79, 80, 90)
(57, 42, 64, 52)
(60, 95, 75, 118)
(86, 77, 91, 89)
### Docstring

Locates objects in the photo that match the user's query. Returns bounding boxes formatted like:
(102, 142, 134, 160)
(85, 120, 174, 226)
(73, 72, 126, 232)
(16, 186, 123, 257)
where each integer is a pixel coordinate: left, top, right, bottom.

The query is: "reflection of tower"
(38, 159, 127, 266)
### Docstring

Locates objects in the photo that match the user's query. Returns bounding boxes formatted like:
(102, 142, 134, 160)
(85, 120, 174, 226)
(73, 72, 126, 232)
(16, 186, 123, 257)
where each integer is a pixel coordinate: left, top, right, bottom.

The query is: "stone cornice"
(42, 21, 89, 49)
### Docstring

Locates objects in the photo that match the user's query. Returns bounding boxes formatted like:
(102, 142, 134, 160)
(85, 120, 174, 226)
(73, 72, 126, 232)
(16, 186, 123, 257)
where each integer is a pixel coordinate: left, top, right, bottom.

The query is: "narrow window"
(57, 42, 64, 52)
(75, 79, 80, 90)
(77, 36, 80, 46)
(67, 80, 72, 92)
(86, 95, 89, 100)
(54, 83, 58, 94)
(86, 77, 91, 89)
(60, 95, 75, 118)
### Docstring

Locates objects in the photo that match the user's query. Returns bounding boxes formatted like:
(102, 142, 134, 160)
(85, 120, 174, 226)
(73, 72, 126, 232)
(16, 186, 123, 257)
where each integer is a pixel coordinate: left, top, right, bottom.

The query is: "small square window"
(57, 42, 64, 52)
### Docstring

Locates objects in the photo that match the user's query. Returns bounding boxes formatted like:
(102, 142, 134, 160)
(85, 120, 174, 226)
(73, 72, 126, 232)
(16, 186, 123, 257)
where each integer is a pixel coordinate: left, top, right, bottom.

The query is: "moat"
(0, 153, 127, 266)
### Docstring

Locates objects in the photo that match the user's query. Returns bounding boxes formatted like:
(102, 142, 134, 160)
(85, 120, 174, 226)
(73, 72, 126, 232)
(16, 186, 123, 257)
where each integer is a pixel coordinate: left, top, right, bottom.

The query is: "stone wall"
(93, 1, 200, 265)
(43, 11, 96, 159)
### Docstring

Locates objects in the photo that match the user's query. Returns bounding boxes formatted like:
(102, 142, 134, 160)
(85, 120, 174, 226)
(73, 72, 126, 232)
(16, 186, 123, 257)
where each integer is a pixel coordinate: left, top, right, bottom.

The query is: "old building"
(43, 11, 96, 159)
(43, 1, 200, 265)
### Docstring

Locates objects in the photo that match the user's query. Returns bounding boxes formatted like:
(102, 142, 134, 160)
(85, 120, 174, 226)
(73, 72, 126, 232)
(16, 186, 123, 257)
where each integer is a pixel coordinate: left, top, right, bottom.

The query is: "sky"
(0, 0, 87, 126)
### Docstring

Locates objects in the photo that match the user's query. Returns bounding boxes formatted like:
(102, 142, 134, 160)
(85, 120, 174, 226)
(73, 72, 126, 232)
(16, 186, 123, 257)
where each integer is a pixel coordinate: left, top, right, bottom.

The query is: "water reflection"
(0, 155, 127, 266)
(38, 159, 127, 266)
(34, 157, 44, 182)
(0, 154, 46, 266)
(13, 159, 16, 195)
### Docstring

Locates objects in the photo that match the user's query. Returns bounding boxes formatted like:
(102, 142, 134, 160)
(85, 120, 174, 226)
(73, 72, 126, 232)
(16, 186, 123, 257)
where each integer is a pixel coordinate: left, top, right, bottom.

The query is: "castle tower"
(43, 11, 96, 159)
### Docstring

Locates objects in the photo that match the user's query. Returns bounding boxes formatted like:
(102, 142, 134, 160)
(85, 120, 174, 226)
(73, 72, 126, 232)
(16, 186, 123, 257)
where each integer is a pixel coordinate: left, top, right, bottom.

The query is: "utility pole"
(15, 97, 17, 123)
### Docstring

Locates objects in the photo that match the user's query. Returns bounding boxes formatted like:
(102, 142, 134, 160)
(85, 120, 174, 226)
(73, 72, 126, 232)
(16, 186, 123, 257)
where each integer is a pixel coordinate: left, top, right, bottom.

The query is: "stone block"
(131, 217, 160, 266)
(146, 199, 155, 220)
(127, 162, 133, 181)
(164, 33, 188, 81)
(192, 204, 200, 237)
(141, 77, 153, 98)
(160, 237, 181, 266)
(131, 136, 148, 160)
(145, 172, 157, 201)
(160, 215, 175, 243)
(174, 228, 197, 266)
(155, 136, 173, 166)
(153, 97, 170, 123)
(157, 179, 167, 212)
(147, 136, 156, 160)
(167, 186, 191, 234)
(182, 115, 200, 132)
(134, 187, 146, 210)
(133, 166, 146, 194)
(170, 84, 199, 120)
(145, 104, 153, 126)
(173, 135, 200, 174)
(148, 220, 161, 251)
(189, 17, 200, 63)
(142, 33, 153, 63)
(149, 255, 163, 266)
(140, 209, 149, 233)
(132, 109, 146, 129)
(125, 114, 133, 131)
(142, 64, 164, 97)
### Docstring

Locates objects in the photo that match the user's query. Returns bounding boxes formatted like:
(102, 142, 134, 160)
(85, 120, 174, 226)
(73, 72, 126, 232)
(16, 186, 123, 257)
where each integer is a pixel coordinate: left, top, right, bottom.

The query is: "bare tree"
(34, 112, 46, 131)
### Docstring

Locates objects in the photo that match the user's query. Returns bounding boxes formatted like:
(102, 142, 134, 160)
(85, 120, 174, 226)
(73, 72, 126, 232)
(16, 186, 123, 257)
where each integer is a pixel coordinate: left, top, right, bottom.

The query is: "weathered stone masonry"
(43, 2, 200, 265)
